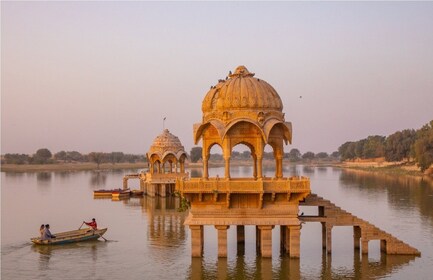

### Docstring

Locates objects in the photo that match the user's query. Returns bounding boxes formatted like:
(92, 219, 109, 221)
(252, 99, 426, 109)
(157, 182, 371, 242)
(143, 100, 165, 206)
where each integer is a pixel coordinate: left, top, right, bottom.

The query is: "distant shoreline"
(0, 162, 149, 172)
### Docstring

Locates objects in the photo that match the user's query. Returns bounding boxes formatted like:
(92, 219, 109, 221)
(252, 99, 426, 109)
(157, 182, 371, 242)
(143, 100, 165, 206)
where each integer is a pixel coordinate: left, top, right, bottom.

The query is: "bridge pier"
(237, 225, 245, 244)
(354, 226, 361, 250)
(190, 225, 204, 257)
(216, 225, 229, 258)
(258, 225, 273, 258)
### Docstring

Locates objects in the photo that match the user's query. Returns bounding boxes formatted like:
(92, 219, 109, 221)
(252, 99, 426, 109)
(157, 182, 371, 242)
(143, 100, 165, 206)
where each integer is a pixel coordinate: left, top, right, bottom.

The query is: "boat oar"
(78, 222, 85, 229)
(97, 233, 108, 242)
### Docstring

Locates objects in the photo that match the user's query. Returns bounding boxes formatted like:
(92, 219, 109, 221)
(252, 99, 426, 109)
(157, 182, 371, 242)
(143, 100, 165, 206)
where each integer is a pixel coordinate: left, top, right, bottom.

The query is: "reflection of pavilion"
(188, 251, 415, 279)
(123, 129, 188, 197)
(122, 196, 187, 246)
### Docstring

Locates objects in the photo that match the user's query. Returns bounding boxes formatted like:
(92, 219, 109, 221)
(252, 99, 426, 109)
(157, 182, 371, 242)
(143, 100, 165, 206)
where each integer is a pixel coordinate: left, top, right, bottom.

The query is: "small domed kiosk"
(177, 66, 311, 258)
(123, 129, 188, 197)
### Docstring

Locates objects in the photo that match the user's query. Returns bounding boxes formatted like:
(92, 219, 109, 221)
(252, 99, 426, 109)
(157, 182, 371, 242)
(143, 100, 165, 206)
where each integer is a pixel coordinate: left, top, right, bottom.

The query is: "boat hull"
(31, 228, 107, 245)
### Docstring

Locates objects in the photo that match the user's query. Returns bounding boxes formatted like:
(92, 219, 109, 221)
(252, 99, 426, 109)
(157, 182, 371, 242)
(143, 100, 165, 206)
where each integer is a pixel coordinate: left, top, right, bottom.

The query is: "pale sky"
(2, 1, 433, 155)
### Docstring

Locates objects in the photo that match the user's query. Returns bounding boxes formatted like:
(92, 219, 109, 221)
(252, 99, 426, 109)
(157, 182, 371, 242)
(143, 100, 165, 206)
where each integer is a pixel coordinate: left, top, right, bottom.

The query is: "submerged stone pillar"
(380, 240, 387, 253)
(354, 226, 361, 250)
(326, 225, 333, 254)
(259, 225, 273, 258)
(361, 238, 369, 255)
(321, 222, 327, 250)
(256, 226, 261, 253)
(190, 225, 204, 257)
(288, 225, 301, 258)
(160, 184, 167, 197)
(216, 225, 229, 257)
(237, 225, 245, 244)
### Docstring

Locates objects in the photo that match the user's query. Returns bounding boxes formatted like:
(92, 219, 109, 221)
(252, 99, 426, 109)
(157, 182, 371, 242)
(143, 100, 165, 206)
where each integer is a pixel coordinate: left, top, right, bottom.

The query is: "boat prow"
(31, 228, 108, 245)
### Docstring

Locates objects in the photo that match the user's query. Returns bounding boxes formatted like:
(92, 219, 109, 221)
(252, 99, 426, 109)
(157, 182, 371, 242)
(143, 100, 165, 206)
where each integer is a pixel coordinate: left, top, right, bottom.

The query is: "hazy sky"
(2, 2, 433, 155)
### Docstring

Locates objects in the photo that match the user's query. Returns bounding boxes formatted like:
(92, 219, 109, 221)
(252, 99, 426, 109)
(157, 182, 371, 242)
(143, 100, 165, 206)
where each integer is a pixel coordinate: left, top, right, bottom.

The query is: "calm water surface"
(2, 166, 432, 279)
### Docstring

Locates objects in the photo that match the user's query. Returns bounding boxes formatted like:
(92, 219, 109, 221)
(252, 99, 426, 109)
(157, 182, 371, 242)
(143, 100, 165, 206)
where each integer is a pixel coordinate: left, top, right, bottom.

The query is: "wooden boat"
(31, 228, 108, 245)
(112, 189, 131, 198)
(94, 188, 128, 197)
(131, 189, 144, 196)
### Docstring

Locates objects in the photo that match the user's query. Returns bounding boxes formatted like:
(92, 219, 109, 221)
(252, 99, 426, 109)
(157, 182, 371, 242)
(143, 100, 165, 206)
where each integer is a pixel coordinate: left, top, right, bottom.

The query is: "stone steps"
(300, 193, 420, 256)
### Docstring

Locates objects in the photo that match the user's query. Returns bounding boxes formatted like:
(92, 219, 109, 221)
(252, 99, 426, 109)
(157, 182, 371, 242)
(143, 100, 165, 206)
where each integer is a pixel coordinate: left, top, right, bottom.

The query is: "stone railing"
(176, 176, 310, 194)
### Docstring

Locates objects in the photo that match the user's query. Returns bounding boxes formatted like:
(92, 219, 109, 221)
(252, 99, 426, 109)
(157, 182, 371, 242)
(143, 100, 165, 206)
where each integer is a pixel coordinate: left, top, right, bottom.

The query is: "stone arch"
(230, 142, 256, 179)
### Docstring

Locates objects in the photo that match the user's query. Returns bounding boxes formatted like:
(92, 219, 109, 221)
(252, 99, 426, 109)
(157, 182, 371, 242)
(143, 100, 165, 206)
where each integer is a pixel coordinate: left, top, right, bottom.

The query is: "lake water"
(1, 166, 432, 279)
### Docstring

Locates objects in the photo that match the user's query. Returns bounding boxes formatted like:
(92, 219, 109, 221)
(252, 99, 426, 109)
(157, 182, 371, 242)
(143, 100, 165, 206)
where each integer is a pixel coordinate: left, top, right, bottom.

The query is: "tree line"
(2, 149, 146, 166)
(338, 120, 433, 171)
(189, 147, 339, 163)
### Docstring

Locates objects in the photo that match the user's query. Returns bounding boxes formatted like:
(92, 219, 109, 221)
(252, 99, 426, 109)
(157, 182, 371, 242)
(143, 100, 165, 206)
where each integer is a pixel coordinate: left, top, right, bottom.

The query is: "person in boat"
(41, 224, 56, 240)
(84, 218, 97, 230)
(40, 224, 45, 238)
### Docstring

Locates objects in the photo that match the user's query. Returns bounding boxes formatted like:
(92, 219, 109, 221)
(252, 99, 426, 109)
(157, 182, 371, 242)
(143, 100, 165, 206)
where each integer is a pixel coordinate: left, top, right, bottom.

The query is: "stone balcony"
(176, 176, 310, 195)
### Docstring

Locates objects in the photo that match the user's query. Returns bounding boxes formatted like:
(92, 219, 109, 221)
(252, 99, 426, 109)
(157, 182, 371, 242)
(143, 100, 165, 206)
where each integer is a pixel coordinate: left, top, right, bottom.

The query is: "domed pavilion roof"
(147, 129, 186, 161)
(194, 66, 292, 145)
(202, 66, 283, 116)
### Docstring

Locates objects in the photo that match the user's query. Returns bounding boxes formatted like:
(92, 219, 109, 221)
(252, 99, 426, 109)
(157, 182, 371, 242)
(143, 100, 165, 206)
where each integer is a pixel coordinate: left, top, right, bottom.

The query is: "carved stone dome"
(147, 129, 186, 161)
(202, 66, 283, 117)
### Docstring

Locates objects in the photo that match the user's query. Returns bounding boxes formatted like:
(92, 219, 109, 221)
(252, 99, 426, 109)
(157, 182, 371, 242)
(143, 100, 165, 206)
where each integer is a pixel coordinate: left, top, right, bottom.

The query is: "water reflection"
(188, 251, 415, 279)
(340, 169, 433, 224)
(36, 172, 52, 182)
(123, 196, 187, 247)
(302, 166, 315, 174)
(89, 172, 107, 187)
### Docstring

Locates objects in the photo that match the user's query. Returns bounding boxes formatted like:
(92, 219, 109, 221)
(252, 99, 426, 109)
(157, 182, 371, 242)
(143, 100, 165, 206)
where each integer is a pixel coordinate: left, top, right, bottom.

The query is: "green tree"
(287, 148, 301, 162)
(190, 147, 202, 163)
(413, 121, 433, 172)
(385, 129, 416, 162)
(355, 139, 367, 158)
(32, 148, 52, 164)
(110, 152, 124, 164)
(302, 151, 315, 160)
(330, 151, 340, 159)
(54, 151, 67, 162)
(4, 153, 30, 164)
(316, 152, 329, 159)
(363, 136, 385, 159)
(338, 142, 356, 160)
(89, 152, 104, 169)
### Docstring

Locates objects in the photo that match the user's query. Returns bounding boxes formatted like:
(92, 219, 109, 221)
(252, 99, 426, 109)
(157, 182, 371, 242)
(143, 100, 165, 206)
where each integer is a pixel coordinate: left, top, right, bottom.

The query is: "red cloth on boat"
(85, 221, 97, 230)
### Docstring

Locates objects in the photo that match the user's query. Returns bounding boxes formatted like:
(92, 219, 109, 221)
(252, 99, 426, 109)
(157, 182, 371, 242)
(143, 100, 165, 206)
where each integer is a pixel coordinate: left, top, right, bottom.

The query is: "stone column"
(380, 240, 387, 253)
(276, 155, 283, 179)
(123, 178, 128, 189)
(169, 162, 173, 173)
(354, 226, 361, 250)
(216, 225, 229, 258)
(224, 156, 231, 179)
(280, 225, 287, 253)
(259, 225, 273, 258)
(257, 156, 263, 179)
(289, 225, 301, 258)
(321, 222, 327, 250)
(160, 184, 166, 197)
(237, 225, 245, 244)
(326, 225, 333, 254)
(162, 163, 166, 174)
(252, 154, 258, 179)
(256, 226, 261, 254)
(180, 161, 185, 173)
(203, 156, 209, 179)
(190, 225, 204, 257)
(361, 238, 369, 255)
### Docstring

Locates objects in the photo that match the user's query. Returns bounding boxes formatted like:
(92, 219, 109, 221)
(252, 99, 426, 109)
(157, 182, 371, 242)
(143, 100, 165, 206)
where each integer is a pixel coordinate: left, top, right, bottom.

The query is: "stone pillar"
(259, 225, 273, 258)
(321, 222, 327, 250)
(252, 154, 258, 179)
(354, 226, 361, 250)
(169, 162, 173, 173)
(203, 156, 209, 179)
(224, 156, 231, 179)
(123, 178, 128, 189)
(157, 162, 161, 173)
(216, 225, 229, 258)
(180, 161, 185, 173)
(140, 180, 146, 194)
(380, 240, 387, 253)
(160, 184, 167, 197)
(237, 225, 245, 244)
(276, 155, 283, 179)
(256, 226, 261, 254)
(326, 225, 333, 254)
(257, 156, 263, 179)
(280, 225, 286, 252)
(190, 225, 204, 257)
(361, 238, 369, 255)
(162, 163, 166, 174)
(289, 225, 301, 258)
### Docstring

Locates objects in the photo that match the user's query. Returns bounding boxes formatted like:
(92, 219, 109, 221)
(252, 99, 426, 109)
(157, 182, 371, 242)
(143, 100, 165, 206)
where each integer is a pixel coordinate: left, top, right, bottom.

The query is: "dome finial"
(229, 66, 255, 78)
